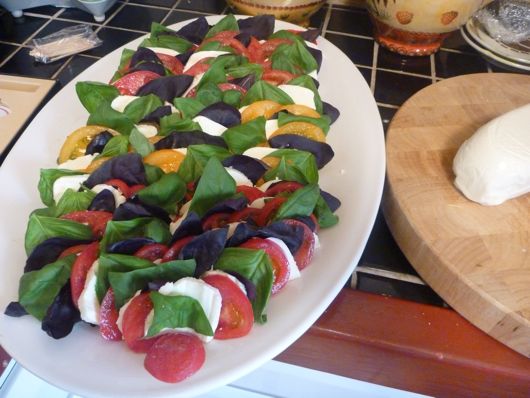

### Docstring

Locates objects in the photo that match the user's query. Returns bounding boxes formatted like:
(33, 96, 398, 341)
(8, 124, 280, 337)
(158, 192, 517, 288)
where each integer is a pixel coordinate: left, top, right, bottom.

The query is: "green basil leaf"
(196, 58, 229, 91)
(205, 14, 239, 39)
(277, 111, 330, 134)
(75, 82, 119, 114)
(274, 183, 320, 221)
(141, 35, 193, 54)
(272, 41, 318, 76)
(242, 80, 293, 106)
(287, 74, 323, 114)
(19, 255, 76, 320)
(129, 127, 155, 157)
(189, 157, 236, 217)
(177, 144, 232, 183)
(314, 195, 339, 228)
(145, 164, 164, 184)
(24, 214, 93, 256)
(269, 30, 304, 43)
(147, 292, 214, 337)
(137, 172, 186, 214)
(52, 189, 96, 217)
(214, 247, 273, 323)
(197, 41, 233, 52)
(109, 259, 196, 308)
(173, 97, 205, 119)
(222, 89, 242, 108)
(195, 82, 223, 107)
(87, 103, 134, 136)
(98, 135, 129, 159)
(159, 114, 201, 136)
(123, 94, 164, 124)
(109, 48, 135, 83)
(222, 117, 266, 154)
(38, 169, 84, 207)
(264, 149, 319, 184)
(226, 63, 263, 80)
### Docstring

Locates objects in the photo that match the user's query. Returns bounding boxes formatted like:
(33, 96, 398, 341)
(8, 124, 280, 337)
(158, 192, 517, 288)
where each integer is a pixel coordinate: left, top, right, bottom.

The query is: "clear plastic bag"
(29, 24, 102, 63)
(475, 0, 530, 44)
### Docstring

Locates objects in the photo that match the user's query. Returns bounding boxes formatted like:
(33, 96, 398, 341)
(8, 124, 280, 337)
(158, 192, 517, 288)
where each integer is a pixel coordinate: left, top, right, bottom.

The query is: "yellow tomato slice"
(241, 100, 282, 123)
(148, 136, 163, 145)
(143, 149, 185, 173)
(277, 104, 320, 118)
(261, 156, 280, 169)
(269, 121, 326, 143)
(58, 125, 118, 164)
(84, 156, 110, 173)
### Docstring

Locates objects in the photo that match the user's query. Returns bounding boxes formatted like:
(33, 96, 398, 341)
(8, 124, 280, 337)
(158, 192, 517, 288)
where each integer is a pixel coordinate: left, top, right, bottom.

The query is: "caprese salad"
(5, 14, 341, 384)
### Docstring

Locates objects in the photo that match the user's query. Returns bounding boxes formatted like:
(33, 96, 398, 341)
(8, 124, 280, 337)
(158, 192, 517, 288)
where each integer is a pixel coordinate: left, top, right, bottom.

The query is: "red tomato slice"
(262, 69, 297, 86)
(217, 82, 247, 94)
(111, 70, 160, 95)
(261, 38, 292, 57)
(247, 37, 264, 64)
(100, 288, 122, 341)
(183, 58, 211, 76)
(254, 196, 287, 227)
(61, 211, 113, 239)
(161, 235, 195, 262)
(239, 237, 290, 294)
(134, 243, 169, 262)
(128, 184, 146, 197)
(144, 333, 205, 383)
(104, 179, 145, 198)
(228, 207, 261, 224)
(264, 181, 303, 197)
(122, 292, 157, 353)
(59, 244, 89, 259)
(203, 30, 239, 45)
(202, 273, 254, 339)
(284, 219, 315, 270)
(155, 53, 184, 75)
(70, 242, 99, 308)
(227, 38, 249, 58)
(202, 212, 231, 230)
(236, 185, 264, 203)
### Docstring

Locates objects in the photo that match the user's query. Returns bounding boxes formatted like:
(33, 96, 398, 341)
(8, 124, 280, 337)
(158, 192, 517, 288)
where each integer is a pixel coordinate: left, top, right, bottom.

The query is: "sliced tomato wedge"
(134, 243, 169, 262)
(99, 288, 122, 341)
(155, 53, 184, 75)
(261, 38, 292, 58)
(217, 82, 247, 94)
(144, 333, 205, 383)
(264, 181, 303, 197)
(236, 185, 264, 203)
(254, 196, 287, 227)
(61, 211, 113, 239)
(70, 242, 99, 308)
(122, 292, 157, 353)
(262, 69, 297, 86)
(247, 37, 265, 64)
(202, 30, 239, 45)
(284, 219, 315, 270)
(161, 235, 195, 262)
(59, 244, 89, 259)
(239, 237, 290, 294)
(111, 70, 160, 95)
(228, 206, 261, 224)
(202, 212, 231, 230)
(104, 178, 145, 199)
(183, 58, 211, 76)
(202, 273, 254, 339)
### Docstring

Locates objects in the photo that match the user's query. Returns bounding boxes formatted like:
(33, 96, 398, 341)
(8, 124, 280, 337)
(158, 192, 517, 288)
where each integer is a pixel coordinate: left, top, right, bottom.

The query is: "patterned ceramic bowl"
(366, 0, 493, 56)
(227, 0, 326, 26)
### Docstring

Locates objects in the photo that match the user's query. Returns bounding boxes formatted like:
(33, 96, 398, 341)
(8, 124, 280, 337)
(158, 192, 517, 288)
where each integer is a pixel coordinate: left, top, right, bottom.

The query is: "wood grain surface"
(384, 73, 530, 357)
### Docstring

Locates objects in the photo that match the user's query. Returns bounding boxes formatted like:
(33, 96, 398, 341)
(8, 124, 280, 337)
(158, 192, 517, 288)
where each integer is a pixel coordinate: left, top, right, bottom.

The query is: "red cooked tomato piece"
(236, 185, 264, 203)
(202, 273, 254, 339)
(240, 237, 289, 294)
(228, 206, 261, 224)
(104, 179, 145, 198)
(204, 30, 239, 44)
(59, 244, 89, 259)
(134, 243, 169, 262)
(262, 69, 297, 86)
(217, 82, 247, 94)
(264, 181, 303, 197)
(227, 38, 249, 58)
(144, 333, 205, 383)
(122, 292, 158, 353)
(70, 242, 99, 308)
(155, 53, 184, 75)
(284, 219, 315, 270)
(261, 38, 292, 57)
(184, 58, 211, 76)
(247, 37, 264, 64)
(161, 235, 195, 262)
(202, 212, 231, 230)
(111, 70, 160, 95)
(254, 197, 287, 227)
(61, 211, 113, 239)
(99, 288, 122, 341)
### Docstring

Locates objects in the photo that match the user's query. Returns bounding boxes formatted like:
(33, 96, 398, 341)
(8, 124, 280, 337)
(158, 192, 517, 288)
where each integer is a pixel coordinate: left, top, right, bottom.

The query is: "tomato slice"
(240, 100, 282, 124)
(264, 181, 303, 197)
(134, 243, 169, 262)
(70, 242, 99, 308)
(260, 38, 292, 58)
(202, 273, 254, 339)
(239, 237, 289, 294)
(58, 125, 117, 164)
(202, 212, 231, 230)
(161, 235, 195, 262)
(217, 82, 247, 94)
(183, 58, 211, 76)
(59, 244, 89, 259)
(255, 197, 287, 227)
(202, 30, 239, 45)
(262, 69, 296, 86)
(144, 333, 205, 383)
(269, 121, 326, 143)
(284, 219, 315, 270)
(143, 149, 186, 173)
(155, 53, 184, 75)
(236, 185, 264, 203)
(247, 37, 265, 64)
(228, 207, 261, 224)
(104, 178, 145, 198)
(61, 211, 113, 239)
(100, 288, 122, 341)
(111, 70, 161, 96)
(122, 292, 157, 353)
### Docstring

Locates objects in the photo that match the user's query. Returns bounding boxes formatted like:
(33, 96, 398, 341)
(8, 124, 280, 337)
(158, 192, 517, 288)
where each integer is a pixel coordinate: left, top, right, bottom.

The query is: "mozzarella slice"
(145, 46, 180, 56)
(305, 40, 319, 50)
(267, 237, 300, 281)
(57, 154, 97, 171)
(173, 148, 187, 156)
(249, 196, 273, 209)
(111, 95, 138, 113)
(134, 124, 158, 138)
(183, 72, 205, 97)
(308, 69, 318, 80)
(258, 178, 282, 192)
(184, 51, 229, 72)
(265, 119, 279, 139)
(91, 184, 127, 207)
(242, 146, 277, 160)
(52, 174, 89, 203)
(278, 84, 316, 110)
(77, 260, 100, 325)
(225, 167, 253, 186)
(193, 115, 227, 136)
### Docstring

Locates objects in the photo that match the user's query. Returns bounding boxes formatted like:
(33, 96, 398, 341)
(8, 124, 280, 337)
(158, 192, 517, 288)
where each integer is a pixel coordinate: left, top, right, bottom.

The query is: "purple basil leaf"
(226, 223, 259, 247)
(229, 74, 256, 91)
(128, 61, 166, 77)
(203, 196, 248, 218)
(170, 211, 203, 243)
(237, 15, 275, 40)
(148, 280, 167, 291)
(176, 49, 194, 65)
(155, 131, 228, 150)
(107, 237, 156, 254)
(222, 154, 267, 184)
(320, 189, 341, 212)
(307, 47, 322, 72)
(85, 153, 147, 188)
(225, 270, 257, 301)
(140, 105, 172, 124)
(4, 301, 28, 317)
(293, 215, 317, 232)
(268, 134, 334, 169)
(86, 131, 113, 155)
(130, 47, 162, 68)
(88, 189, 116, 212)
(178, 228, 228, 277)
(175, 16, 210, 44)
(234, 32, 251, 47)
(260, 220, 304, 255)
(41, 283, 80, 339)
(197, 102, 241, 128)
(137, 75, 193, 102)
(25, 237, 93, 273)
(323, 101, 340, 124)
(113, 200, 170, 223)
(299, 28, 320, 43)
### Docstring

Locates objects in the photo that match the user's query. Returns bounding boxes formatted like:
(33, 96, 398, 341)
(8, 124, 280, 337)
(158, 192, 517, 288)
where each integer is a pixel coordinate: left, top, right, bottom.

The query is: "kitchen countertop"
(1, 1, 529, 397)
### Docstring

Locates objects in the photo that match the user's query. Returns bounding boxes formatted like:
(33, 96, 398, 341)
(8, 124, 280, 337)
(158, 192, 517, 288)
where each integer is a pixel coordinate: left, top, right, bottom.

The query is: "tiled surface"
(1, 0, 529, 309)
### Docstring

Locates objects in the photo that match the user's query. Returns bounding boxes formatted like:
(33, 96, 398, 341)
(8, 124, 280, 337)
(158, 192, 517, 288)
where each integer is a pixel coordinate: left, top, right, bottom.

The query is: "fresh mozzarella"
(183, 72, 205, 97)
(453, 103, 530, 205)
(313, 232, 320, 250)
(267, 237, 300, 281)
(193, 115, 227, 136)
(145, 46, 180, 56)
(134, 124, 158, 138)
(305, 40, 319, 50)
(149, 278, 223, 342)
(77, 260, 100, 325)
(238, 105, 249, 114)
(226, 222, 241, 239)
(242, 146, 277, 160)
(249, 196, 273, 209)
(57, 154, 97, 170)
(179, 200, 191, 216)
(258, 178, 282, 192)
(91, 184, 127, 207)
(278, 84, 316, 110)
(203, 269, 247, 295)
(116, 290, 142, 333)
(225, 167, 253, 186)
(52, 174, 89, 203)
(173, 148, 187, 156)
(308, 69, 318, 80)
(111, 95, 138, 113)
(184, 51, 229, 72)
(265, 119, 279, 139)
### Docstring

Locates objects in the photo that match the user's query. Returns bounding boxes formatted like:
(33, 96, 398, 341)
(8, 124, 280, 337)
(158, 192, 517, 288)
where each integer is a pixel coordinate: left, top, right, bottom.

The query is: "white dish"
(0, 16, 385, 398)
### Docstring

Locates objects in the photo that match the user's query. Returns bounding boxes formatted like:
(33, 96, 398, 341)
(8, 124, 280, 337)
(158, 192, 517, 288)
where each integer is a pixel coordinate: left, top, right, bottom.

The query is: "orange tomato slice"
(84, 156, 110, 173)
(58, 125, 118, 164)
(143, 149, 185, 173)
(277, 104, 320, 118)
(269, 121, 326, 143)
(241, 100, 282, 123)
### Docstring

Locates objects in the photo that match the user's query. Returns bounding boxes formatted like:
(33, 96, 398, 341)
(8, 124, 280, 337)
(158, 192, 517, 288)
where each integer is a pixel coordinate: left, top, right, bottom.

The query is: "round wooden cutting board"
(384, 73, 530, 357)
